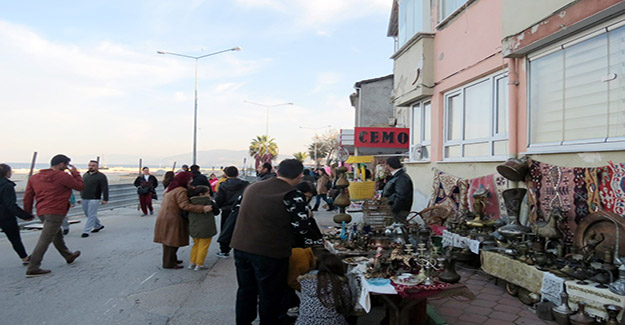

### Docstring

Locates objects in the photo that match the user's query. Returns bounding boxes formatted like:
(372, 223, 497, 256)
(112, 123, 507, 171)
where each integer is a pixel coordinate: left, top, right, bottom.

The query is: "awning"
(345, 155, 374, 163)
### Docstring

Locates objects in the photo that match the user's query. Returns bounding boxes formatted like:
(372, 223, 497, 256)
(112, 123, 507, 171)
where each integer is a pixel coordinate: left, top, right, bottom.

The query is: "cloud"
(311, 72, 342, 93)
(234, 0, 391, 34)
(175, 91, 188, 102)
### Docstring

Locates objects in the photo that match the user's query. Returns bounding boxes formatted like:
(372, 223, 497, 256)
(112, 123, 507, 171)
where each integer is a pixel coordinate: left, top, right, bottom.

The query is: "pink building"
(387, 0, 625, 210)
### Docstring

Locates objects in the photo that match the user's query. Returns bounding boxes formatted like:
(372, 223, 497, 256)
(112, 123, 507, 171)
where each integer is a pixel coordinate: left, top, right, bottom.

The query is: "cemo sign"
(354, 127, 409, 148)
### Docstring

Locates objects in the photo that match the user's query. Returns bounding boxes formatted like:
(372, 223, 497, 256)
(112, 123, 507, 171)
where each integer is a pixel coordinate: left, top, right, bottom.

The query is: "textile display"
(540, 272, 564, 306)
(480, 251, 544, 294)
(598, 161, 625, 217)
(428, 168, 469, 216)
(527, 159, 601, 243)
(467, 174, 509, 219)
(442, 230, 481, 254)
(566, 280, 625, 321)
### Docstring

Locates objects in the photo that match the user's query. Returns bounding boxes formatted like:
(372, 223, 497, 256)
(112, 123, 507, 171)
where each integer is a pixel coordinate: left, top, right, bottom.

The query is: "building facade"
(388, 0, 625, 210)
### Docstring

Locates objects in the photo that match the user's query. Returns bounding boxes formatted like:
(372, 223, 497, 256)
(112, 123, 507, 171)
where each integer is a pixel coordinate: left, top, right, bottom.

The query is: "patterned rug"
(527, 159, 601, 243)
(428, 168, 469, 217)
(467, 174, 509, 219)
(598, 161, 625, 217)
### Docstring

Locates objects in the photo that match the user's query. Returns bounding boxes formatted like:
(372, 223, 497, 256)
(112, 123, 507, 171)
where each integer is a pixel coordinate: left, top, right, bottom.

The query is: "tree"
(307, 129, 338, 167)
(249, 135, 278, 170)
(293, 152, 308, 163)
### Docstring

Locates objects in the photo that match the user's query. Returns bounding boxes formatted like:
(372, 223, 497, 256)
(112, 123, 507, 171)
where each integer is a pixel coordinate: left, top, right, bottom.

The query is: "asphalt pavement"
(0, 200, 361, 325)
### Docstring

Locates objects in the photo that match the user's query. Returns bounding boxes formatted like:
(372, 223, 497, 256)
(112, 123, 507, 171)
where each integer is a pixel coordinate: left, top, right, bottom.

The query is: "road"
(0, 200, 362, 325)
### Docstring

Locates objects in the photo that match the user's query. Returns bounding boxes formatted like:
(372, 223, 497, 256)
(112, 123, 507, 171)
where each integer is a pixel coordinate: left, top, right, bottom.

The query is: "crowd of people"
(1, 154, 414, 324)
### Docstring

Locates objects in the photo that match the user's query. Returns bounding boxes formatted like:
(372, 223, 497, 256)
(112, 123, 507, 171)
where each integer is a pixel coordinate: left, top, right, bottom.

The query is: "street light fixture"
(300, 125, 333, 168)
(157, 46, 242, 164)
(243, 100, 294, 156)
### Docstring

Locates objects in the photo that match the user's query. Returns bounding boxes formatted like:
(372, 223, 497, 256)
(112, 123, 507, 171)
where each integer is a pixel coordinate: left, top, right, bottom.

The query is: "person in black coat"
(0, 164, 34, 265)
(134, 167, 159, 216)
(382, 157, 414, 223)
(189, 164, 213, 196)
(214, 166, 249, 257)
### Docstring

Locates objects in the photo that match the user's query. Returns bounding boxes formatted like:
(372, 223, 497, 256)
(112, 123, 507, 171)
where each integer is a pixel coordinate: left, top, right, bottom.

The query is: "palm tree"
(249, 135, 278, 170)
(293, 152, 308, 163)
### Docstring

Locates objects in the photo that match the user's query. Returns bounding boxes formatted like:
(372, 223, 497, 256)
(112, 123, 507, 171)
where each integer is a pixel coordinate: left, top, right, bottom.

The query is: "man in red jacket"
(23, 154, 83, 277)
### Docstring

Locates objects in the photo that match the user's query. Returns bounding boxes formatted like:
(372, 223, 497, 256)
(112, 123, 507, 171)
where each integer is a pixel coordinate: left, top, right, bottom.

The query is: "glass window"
(410, 100, 432, 161)
(464, 80, 491, 140)
(608, 26, 625, 139)
(529, 24, 625, 149)
(496, 77, 508, 135)
(447, 94, 462, 141)
(443, 72, 509, 160)
(530, 51, 563, 144)
(399, 0, 426, 47)
(439, 0, 467, 22)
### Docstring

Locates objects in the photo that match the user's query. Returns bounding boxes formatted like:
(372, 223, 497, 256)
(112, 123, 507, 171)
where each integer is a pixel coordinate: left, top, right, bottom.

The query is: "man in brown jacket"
(23, 154, 83, 277)
(230, 159, 314, 325)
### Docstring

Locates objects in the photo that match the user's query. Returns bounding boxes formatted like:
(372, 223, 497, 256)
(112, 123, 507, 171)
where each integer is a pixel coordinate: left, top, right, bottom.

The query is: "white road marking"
(140, 272, 157, 285)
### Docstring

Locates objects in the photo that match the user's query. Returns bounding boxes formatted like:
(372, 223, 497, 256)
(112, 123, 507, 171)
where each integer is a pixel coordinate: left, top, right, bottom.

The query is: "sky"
(0, 0, 394, 166)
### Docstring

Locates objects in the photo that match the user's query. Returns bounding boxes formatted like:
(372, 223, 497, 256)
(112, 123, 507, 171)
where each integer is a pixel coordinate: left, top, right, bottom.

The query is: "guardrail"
(15, 184, 166, 227)
(14, 177, 259, 227)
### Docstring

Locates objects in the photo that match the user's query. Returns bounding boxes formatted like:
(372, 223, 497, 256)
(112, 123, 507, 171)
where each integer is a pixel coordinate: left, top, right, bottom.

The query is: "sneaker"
(62, 229, 69, 235)
(216, 252, 229, 258)
(149, 210, 154, 215)
(66, 251, 81, 264)
(91, 225, 105, 233)
(26, 269, 51, 278)
(194, 265, 209, 271)
(140, 214, 147, 217)
(188, 263, 196, 270)
(81, 233, 89, 238)
(22, 255, 31, 266)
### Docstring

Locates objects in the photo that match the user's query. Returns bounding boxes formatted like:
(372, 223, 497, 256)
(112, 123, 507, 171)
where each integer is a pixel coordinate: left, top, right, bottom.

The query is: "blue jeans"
(313, 194, 332, 209)
(82, 199, 102, 233)
(234, 249, 289, 325)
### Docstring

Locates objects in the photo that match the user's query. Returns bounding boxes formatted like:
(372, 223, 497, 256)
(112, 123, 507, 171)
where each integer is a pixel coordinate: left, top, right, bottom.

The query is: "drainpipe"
(507, 58, 519, 158)
(355, 87, 361, 156)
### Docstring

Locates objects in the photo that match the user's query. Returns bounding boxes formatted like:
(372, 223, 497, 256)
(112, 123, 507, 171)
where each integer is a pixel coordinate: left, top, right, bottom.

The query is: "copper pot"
(496, 157, 529, 182)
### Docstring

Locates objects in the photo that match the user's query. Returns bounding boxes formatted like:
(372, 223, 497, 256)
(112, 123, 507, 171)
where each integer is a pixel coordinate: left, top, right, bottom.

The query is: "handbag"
(137, 186, 151, 195)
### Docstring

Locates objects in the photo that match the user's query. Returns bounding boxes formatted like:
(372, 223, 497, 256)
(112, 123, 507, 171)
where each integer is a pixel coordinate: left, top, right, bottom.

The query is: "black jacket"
(190, 171, 213, 195)
(258, 172, 276, 181)
(134, 175, 158, 197)
(215, 178, 249, 211)
(0, 178, 32, 221)
(382, 168, 414, 214)
(81, 171, 109, 201)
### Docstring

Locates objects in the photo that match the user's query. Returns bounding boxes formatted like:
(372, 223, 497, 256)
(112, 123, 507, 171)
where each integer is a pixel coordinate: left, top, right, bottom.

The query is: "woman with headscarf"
(0, 164, 35, 265)
(153, 172, 212, 269)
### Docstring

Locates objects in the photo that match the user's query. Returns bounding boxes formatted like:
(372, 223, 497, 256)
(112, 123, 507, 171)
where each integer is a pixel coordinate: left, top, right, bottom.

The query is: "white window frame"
(526, 16, 625, 154)
(442, 71, 509, 161)
(437, 0, 469, 25)
(409, 99, 431, 162)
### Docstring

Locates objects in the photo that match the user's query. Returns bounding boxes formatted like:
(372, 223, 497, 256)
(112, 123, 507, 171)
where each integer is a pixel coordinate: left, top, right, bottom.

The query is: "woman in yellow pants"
(187, 186, 219, 270)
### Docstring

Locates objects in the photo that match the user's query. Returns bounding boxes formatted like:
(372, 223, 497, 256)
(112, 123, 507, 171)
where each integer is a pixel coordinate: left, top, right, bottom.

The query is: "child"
(296, 252, 353, 325)
(187, 186, 219, 271)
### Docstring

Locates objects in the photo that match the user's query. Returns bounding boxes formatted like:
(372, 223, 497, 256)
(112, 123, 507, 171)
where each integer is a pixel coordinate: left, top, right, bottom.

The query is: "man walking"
(23, 154, 82, 277)
(257, 162, 276, 181)
(382, 156, 414, 223)
(214, 166, 248, 258)
(80, 160, 108, 238)
(134, 167, 158, 216)
(231, 159, 314, 325)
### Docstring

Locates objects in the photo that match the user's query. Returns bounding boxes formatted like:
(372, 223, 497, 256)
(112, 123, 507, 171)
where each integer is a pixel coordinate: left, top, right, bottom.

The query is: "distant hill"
(160, 150, 292, 169)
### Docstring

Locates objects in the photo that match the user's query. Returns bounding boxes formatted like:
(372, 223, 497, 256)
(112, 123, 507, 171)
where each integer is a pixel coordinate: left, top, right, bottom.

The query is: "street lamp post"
(300, 125, 332, 168)
(157, 47, 241, 165)
(243, 101, 294, 156)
